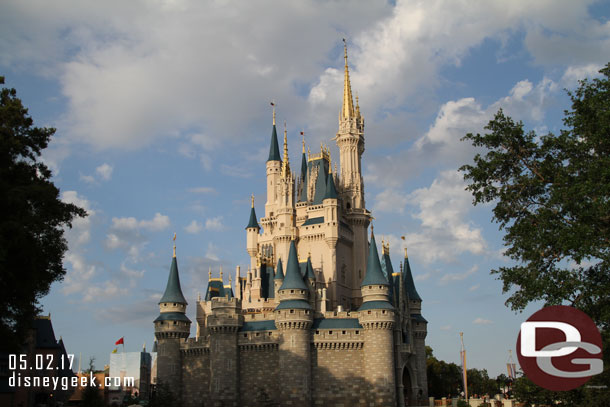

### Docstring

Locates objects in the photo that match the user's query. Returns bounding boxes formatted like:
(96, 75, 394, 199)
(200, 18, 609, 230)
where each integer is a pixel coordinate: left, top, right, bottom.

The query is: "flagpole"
(460, 332, 468, 401)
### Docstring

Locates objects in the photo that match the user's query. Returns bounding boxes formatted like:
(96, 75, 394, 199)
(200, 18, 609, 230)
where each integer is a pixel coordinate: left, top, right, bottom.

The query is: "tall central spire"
(341, 39, 355, 120)
(282, 121, 290, 177)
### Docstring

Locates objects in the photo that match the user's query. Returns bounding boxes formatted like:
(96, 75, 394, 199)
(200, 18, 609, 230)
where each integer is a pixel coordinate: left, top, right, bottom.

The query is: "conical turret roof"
(268, 123, 281, 162)
(403, 249, 422, 301)
(159, 256, 187, 304)
(324, 170, 338, 200)
(279, 240, 308, 291)
(274, 258, 284, 280)
(246, 205, 259, 229)
(361, 232, 389, 287)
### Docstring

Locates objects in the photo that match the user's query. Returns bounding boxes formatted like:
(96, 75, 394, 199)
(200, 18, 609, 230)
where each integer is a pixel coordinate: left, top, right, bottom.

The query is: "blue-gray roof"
(324, 171, 338, 200)
(411, 313, 428, 323)
(381, 252, 396, 305)
(268, 124, 281, 162)
(404, 256, 422, 301)
(240, 320, 277, 332)
(358, 300, 394, 311)
(154, 312, 191, 323)
(312, 318, 362, 329)
(361, 233, 389, 287)
(311, 158, 329, 205)
(246, 206, 260, 229)
(299, 152, 308, 202)
(278, 240, 309, 291)
(306, 257, 315, 280)
(302, 216, 324, 226)
(274, 258, 284, 280)
(275, 299, 312, 310)
(159, 257, 188, 305)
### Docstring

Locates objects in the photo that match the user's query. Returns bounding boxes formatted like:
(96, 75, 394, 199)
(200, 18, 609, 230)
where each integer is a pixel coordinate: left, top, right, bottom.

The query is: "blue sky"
(2, 0, 609, 377)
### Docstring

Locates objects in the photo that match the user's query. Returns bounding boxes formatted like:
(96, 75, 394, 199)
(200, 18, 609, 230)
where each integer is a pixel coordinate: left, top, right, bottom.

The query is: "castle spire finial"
(251, 194, 255, 208)
(172, 232, 177, 258)
(271, 101, 276, 126)
(341, 38, 355, 120)
(301, 131, 306, 153)
(282, 121, 290, 177)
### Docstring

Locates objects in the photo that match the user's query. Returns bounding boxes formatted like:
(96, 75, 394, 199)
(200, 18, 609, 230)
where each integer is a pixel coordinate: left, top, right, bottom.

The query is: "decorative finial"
(301, 131, 305, 153)
(343, 38, 348, 66)
(270, 101, 276, 126)
(208, 267, 212, 279)
(173, 233, 177, 258)
(251, 194, 255, 208)
(404, 247, 408, 258)
(220, 266, 223, 280)
(198, 292, 201, 301)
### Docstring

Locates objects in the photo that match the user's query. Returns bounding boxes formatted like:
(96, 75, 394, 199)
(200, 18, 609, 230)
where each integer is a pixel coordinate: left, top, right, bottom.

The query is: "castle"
(153, 43, 428, 407)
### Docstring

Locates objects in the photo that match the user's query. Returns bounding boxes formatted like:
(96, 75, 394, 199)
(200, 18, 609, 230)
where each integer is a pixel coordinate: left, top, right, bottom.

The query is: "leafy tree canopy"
(460, 64, 610, 327)
(460, 63, 610, 406)
(0, 76, 86, 351)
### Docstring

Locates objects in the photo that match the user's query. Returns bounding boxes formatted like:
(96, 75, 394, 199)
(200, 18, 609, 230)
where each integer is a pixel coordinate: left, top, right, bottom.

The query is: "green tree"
(0, 76, 86, 351)
(426, 346, 462, 398)
(81, 358, 104, 407)
(460, 64, 610, 404)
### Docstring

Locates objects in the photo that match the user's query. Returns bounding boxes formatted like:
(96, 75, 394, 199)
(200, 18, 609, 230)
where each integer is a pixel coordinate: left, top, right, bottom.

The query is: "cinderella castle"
(153, 43, 428, 407)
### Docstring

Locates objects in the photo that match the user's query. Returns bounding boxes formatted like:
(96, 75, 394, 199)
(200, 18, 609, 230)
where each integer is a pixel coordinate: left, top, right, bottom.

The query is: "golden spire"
(208, 267, 212, 279)
(355, 93, 361, 118)
(251, 194, 255, 208)
(172, 233, 177, 258)
(282, 121, 290, 177)
(220, 266, 223, 280)
(302, 131, 306, 153)
(342, 38, 355, 120)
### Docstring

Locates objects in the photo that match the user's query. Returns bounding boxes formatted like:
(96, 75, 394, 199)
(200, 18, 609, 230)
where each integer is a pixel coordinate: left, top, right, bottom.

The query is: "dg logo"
(516, 305, 604, 391)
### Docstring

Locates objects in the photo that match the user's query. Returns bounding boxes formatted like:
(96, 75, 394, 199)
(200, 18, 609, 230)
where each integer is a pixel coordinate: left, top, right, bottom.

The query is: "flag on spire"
(115, 337, 124, 346)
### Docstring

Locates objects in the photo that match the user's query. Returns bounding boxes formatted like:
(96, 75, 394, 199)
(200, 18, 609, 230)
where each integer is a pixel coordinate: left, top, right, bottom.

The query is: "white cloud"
(185, 220, 203, 234)
(139, 213, 171, 231)
(469, 283, 481, 292)
(205, 242, 220, 262)
(205, 216, 224, 231)
(403, 171, 487, 263)
(95, 163, 113, 181)
(440, 325, 452, 331)
(80, 174, 95, 184)
(105, 213, 170, 261)
(61, 191, 95, 247)
(473, 317, 493, 325)
(440, 265, 478, 285)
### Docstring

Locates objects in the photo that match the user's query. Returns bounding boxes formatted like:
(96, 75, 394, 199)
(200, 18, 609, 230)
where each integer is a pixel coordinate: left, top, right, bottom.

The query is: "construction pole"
(460, 332, 468, 401)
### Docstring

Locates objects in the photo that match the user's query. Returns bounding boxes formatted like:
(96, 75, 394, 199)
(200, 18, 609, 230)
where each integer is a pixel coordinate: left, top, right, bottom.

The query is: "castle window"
(382, 310, 386, 314)
(173, 321, 177, 325)
(173, 303, 176, 306)
(244, 334, 247, 338)
(329, 331, 333, 334)
(268, 332, 272, 336)
(290, 290, 294, 293)
(355, 331, 359, 335)
(368, 311, 371, 315)
(316, 330, 319, 335)
(255, 333, 260, 337)
(342, 331, 346, 335)
(290, 310, 294, 314)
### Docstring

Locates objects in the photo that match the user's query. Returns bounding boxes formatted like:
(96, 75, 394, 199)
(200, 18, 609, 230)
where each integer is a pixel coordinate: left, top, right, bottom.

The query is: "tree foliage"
(81, 358, 104, 407)
(0, 76, 86, 351)
(460, 63, 610, 406)
(459, 64, 610, 325)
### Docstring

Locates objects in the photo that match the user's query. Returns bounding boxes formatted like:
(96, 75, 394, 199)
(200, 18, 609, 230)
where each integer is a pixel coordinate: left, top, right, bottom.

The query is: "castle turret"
(275, 240, 312, 407)
(246, 195, 260, 270)
(358, 231, 396, 407)
(403, 247, 428, 400)
(207, 294, 243, 406)
(154, 237, 191, 400)
(266, 105, 282, 220)
(274, 257, 284, 301)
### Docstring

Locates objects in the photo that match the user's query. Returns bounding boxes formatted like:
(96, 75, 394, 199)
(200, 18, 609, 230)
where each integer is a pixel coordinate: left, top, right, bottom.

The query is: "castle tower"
(246, 194, 260, 271)
(154, 238, 191, 399)
(275, 240, 313, 407)
(335, 41, 370, 303)
(265, 105, 282, 220)
(404, 248, 428, 400)
(207, 293, 243, 407)
(358, 231, 396, 407)
(275, 123, 296, 263)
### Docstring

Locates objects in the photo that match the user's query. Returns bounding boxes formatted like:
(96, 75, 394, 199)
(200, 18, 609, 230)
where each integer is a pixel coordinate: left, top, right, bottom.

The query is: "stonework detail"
(153, 43, 428, 407)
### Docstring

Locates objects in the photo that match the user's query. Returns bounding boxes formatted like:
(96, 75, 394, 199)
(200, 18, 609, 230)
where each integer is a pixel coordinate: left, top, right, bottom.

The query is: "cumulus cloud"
(105, 213, 171, 260)
(439, 265, 478, 285)
(95, 163, 113, 180)
(205, 216, 224, 231)
(61, 190, 95, 247)
(473, 317, 493, 325)
(188, 186, 217, 194)
(185, 220, 203, 234)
